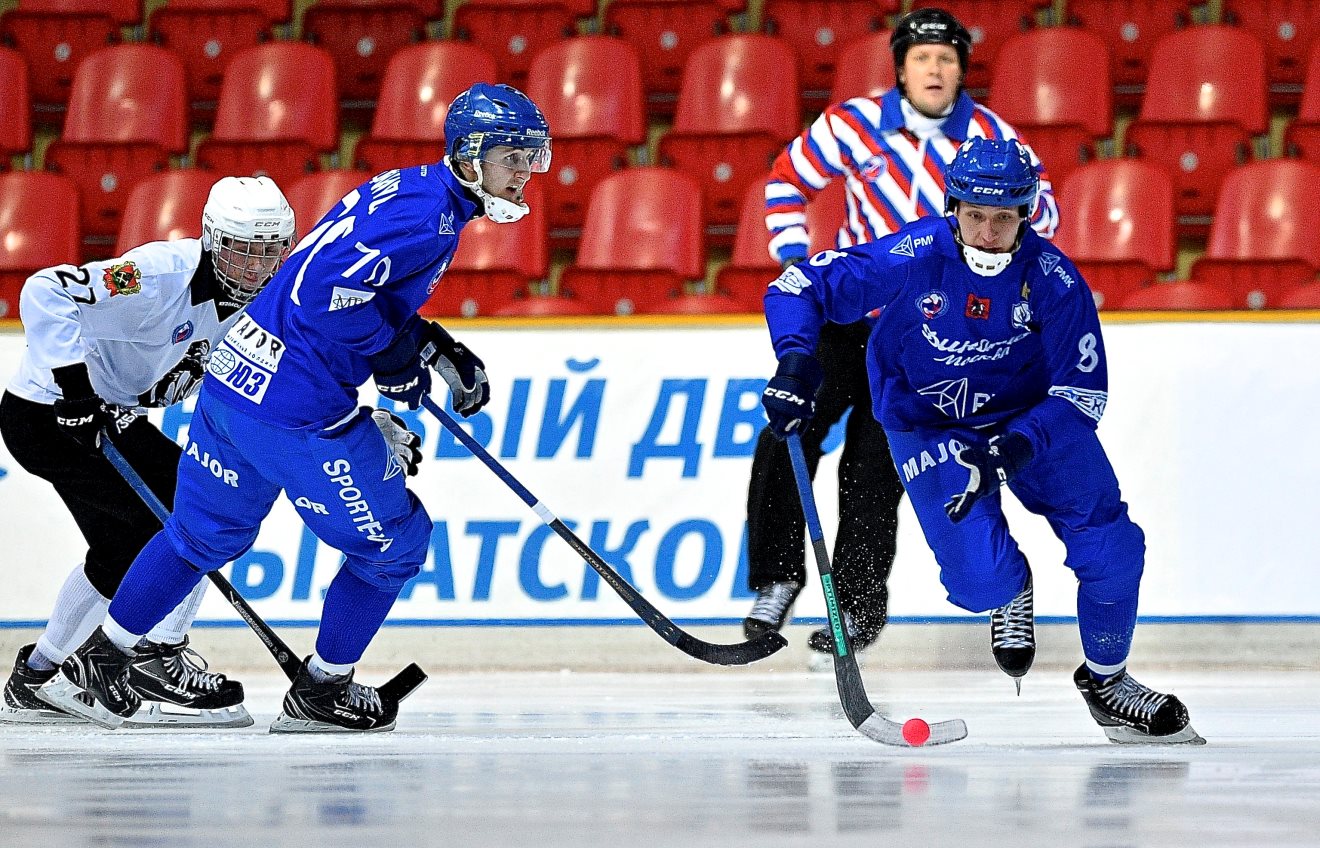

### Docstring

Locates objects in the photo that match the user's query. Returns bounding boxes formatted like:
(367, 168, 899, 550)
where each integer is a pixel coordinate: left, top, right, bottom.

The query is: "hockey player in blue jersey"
(42, 83, 552, 733)
(760, 137, 1201, 744)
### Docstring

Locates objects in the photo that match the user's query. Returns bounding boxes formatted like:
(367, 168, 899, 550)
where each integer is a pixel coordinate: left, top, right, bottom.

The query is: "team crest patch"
(966, 294, 991, 319)
(860, 154, 888, 181)
(172, 321, 195, 344)
(917, 290, 947, 320)
(103, 262, 142, 297)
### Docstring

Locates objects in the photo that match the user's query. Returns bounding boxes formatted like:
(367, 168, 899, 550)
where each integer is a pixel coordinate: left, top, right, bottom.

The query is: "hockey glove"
(369, 329, 432, 410)
(761, 352, 824, 439)
(139, 340, 209, 408)
(417, 321, 489, 418)
(371, 408, 422, 477)
(944, 432, 1035, 524)
(51, 363, 110, 450)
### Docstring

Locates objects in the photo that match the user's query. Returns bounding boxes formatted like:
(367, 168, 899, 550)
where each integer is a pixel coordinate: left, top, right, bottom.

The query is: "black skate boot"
(743, 580, 802, 639)
(0, 644, 87, 724)
(991, 573, 1035, 694)
(807, 610, 883, 671)
(37, 626, 140, 729)
(125, 637, 253, 728)
(269, 658, 400, 734)
(1073, 663, 1205, 745)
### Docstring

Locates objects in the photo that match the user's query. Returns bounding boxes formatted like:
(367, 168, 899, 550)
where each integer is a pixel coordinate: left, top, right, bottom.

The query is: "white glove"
(371, 409, 422, 477)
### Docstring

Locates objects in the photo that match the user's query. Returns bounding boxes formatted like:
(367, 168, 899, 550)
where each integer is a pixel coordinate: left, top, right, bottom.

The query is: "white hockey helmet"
(201, 176, 296, 305)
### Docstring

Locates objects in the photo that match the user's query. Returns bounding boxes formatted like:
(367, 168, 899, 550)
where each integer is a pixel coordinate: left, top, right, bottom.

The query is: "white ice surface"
(3, 668, 1318, 847)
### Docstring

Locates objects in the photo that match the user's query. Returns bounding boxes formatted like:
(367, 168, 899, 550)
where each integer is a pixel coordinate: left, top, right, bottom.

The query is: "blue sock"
(1077, 587, 1139, 678)
(107, 532, 205, 637)
(315, 567, 401, 666)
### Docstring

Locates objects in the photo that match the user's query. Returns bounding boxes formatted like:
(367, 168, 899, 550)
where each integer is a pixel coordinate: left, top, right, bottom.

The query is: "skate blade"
(34, 674, 124, 730)
(268, 713, 397, 734)
(1103, 723, 1207, 745)
(0, 703, 87, 725)
(122, 701, 254, 729)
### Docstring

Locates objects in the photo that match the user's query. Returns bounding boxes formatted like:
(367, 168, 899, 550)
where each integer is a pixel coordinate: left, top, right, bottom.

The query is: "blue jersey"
(764, 215, 1108, 457)
(204, 165, 478, 429)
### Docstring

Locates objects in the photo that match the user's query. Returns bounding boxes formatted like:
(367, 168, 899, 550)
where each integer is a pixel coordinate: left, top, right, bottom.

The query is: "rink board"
(0, 317, 1316, 625)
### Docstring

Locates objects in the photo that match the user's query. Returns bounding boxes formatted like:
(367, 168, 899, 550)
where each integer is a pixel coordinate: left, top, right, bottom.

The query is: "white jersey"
(8, 239, 243, 408)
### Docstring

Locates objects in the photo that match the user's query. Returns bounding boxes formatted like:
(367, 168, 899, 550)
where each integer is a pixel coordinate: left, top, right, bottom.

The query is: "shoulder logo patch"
(890, 234, 915, 258)
(438, 212, 455, 236)
(103, 262, 142, 297)
(329, 287, 376, 312)
(1038, 252, 1060, 277)
(172, 321, 194, 344)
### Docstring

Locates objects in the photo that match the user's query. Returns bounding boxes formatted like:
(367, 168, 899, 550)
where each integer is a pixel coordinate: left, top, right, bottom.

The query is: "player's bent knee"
(1069, 518, 1146, 603)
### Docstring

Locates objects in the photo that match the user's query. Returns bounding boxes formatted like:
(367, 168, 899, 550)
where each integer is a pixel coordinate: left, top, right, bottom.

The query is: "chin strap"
(952, 217, 1027, 277)
(447, 156, 529, 223)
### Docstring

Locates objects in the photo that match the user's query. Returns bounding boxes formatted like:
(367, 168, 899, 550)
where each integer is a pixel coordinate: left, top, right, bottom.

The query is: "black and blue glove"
(369, 329, 431, 410)
(761, 352, 824, 439)
(944, 432, 1035, 524)
(52, 363, 110, 450)
(417, 321, 489, 418)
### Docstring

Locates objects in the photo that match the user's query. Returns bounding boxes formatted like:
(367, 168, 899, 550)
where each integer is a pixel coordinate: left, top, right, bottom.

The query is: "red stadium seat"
(988, 28, 1112, 190)
(1279, 282, 1320, 308)
(1188, 160, 1320, 309)
(0, 0, 122, 112)
(44, 45, 188, 248)
(0, 47, 32, 164)
(1284, 43, 1320, 164)
(525, 37, 645, 237)
(115, 170, 218, 255)
(303, 0, 437, 108)
(658, 34, 800, 237)
(353, 42, 497, 174)
(0, 171, 80, 319)
(451, 0, 580, 89)
(1066, 1, 1192, 105)
(422, 182, 548, 317)
(148, 2, 274, 124)
(604, 0, 728, 116)
(560, 168, 704, 315)
(909, 0, 1047, 94)
(1118, 281, 1233, 310)
(284, 170, 373, 238)
(1223, 0, 1320, 106)
(1053, 160, 1174, 310)
(493, 292, 595, 317)
(1124, 26, 1268, 226)
(195, 43, 338, 188)
(761, 1, 893, 108)
(828, 29, 894, 103)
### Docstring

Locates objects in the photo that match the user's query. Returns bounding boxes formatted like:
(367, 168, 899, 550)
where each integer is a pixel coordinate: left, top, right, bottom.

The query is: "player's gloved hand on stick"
(944, 432, 1034, 524)
(369, 329, 432, 410)
(370, 408, 423, 476)
(416, 321, 489, 418)
(51, 363, 111, 450)
(762, 352, 824, 439)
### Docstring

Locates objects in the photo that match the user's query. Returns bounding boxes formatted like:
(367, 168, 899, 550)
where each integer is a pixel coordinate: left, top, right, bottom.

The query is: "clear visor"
(213, 235, 291, 304)
(480, 143, 552, 174)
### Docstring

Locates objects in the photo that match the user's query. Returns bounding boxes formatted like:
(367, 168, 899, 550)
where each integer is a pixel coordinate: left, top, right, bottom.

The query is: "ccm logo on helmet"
(971, 186, 1006, 195)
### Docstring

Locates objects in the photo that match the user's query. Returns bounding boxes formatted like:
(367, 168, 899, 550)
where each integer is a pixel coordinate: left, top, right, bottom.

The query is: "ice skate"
(269, 658, 400, 734)
(742, 580, 802, 639)
(124, 637, 252, 728)
(1073, 663, 1205, 745)
(991, 573, 1035, 694)
(0, 644, 89, 725)
(806, 611, 882, 672)
(37, 626, 140, 729)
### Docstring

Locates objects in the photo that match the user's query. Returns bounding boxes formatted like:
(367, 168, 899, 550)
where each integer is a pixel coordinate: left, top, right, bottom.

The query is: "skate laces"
(991, 582, 1033, 649)
(1097, 672, 1168, 721)
(750, 582, 800, 622)
(161, 646, 225, 693)
(344, 682, 383, 716)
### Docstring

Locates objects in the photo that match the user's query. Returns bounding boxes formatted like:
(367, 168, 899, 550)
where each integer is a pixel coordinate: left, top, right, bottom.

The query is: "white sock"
(145, 580, 208, 645)
(102, 615, 144, 652)
(308, 653, 353, 681)
(33, 564, 109, 668)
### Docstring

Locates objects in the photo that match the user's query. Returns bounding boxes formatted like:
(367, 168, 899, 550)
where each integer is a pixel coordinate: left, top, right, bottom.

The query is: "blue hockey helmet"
(444, 82, 551, 174)
(944, 137, 1039, 213)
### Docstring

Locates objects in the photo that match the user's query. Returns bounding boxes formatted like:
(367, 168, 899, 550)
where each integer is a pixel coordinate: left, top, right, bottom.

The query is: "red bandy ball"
(902, 717, 931, 746)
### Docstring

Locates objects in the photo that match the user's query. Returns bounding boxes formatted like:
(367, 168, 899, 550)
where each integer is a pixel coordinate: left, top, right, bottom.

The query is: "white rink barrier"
(1, 315, 1318, 628)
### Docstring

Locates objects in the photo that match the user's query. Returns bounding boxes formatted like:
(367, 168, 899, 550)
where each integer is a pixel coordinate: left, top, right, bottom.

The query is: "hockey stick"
(419, 394, 786, 666)
(99, 434, 427, 703)
(787, 433, 967, 746)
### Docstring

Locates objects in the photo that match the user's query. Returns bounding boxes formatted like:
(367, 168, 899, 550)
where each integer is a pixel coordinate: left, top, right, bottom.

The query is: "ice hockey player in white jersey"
(0, 176, 295, 727)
